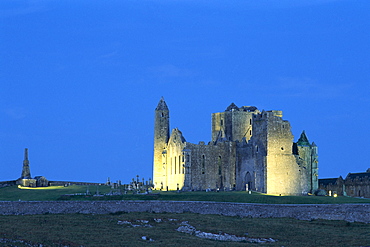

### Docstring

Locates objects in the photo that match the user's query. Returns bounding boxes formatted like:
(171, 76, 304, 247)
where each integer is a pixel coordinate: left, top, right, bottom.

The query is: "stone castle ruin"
(153, 98, 318, 195)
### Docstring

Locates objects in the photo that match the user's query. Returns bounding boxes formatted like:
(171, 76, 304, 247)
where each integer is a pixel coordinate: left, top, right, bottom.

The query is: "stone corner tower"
(297, 131, 319, 193)
(153, 97, 170, 189)
(261, 111, 302, 195)
(20, 148, 31, 179)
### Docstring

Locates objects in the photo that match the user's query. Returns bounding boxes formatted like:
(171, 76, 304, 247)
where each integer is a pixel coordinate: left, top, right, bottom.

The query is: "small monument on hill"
(16, 148, 48, 187)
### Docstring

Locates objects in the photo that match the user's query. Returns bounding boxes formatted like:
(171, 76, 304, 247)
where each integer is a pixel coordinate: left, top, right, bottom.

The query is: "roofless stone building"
(153, 98, 318, 195)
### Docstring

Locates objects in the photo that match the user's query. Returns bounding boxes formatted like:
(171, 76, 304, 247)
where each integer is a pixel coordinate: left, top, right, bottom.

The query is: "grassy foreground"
(0, 186, 369, 246)
(0, 185, 370, 204)
(0, 212, 369, 246)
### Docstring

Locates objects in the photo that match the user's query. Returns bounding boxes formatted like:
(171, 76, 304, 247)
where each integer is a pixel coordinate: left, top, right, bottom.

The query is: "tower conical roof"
(226, 103, 239, 111)
(297, 131, 310, 146)
(155, 97, 169, 111)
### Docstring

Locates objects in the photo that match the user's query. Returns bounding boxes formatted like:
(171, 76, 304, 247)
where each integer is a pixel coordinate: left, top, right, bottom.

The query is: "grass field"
(0, 185, 369, 204)
(0, 185, 112, 201)
(0, 212, 369, 246)
(0, 186, 369, 246)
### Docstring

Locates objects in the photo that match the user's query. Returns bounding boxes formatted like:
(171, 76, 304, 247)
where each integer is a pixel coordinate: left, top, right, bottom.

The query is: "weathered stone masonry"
(319, 168, 370, 198)
(0, 201, 369, 223)
(153, 98, 319, 195)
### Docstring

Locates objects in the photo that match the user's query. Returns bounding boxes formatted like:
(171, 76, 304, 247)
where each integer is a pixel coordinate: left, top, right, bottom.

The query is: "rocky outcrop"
(176, 221, 276, 243)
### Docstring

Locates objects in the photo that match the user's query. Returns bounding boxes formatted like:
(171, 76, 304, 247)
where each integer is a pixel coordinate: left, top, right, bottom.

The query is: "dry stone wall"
(0, 201, 369, 223)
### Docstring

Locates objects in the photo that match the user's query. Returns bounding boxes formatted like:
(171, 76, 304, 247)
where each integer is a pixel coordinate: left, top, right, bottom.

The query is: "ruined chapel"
(153, 98, 318, 195)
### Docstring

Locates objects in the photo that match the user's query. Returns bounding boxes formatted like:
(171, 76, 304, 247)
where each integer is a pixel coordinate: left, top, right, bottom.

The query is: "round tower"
(21, 148, 31, 179)
(153, 97, 170, 189)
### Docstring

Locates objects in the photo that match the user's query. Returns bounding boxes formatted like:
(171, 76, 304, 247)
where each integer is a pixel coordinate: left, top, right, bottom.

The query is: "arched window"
(202, 155, 205, 174)
(179, 155, 181, 174)
(245, 172, 252, 191)
(218, 156, 222, 176)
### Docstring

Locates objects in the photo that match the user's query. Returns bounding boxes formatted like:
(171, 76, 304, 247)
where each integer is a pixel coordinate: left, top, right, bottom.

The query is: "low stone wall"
(48, 181, 103, 186)
(0, 181, 16, 187)
(0, 201, 369, 223)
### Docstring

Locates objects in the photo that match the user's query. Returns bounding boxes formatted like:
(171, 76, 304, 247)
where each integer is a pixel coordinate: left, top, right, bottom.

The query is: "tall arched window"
(179, 155, 181, 174)
(218, 156, 222, 176)
(202, 155, 205, 174)
(174, 156, 177, 174)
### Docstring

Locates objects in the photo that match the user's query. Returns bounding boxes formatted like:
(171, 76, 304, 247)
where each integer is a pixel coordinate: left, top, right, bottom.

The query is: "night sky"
(1, 0, 369, 184)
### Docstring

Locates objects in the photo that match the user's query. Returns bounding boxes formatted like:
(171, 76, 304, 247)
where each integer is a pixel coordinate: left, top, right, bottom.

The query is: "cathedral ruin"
(153, 98, 318, 195)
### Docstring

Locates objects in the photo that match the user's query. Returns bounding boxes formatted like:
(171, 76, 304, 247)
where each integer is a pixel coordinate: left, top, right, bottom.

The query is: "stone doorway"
(245, 172, 253, 191)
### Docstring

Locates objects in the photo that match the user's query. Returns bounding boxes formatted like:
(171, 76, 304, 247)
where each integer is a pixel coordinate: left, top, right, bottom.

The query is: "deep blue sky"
(1, 0, 369, 183)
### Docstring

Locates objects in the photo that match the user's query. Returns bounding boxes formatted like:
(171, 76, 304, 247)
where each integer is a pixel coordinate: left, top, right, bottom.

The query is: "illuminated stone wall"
(153, 98, 170, 190)
(164, 128, 186, 190)
(212, 109, 256, 143)
(264, 111, 304, 195)
(16, 178, 37, 187)
(185, 141, 236, 191)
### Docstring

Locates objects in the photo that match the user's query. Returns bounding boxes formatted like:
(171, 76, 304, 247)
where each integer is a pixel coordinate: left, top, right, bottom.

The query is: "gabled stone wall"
(185, 141, 236, 191)
(320, 171, 370, 198)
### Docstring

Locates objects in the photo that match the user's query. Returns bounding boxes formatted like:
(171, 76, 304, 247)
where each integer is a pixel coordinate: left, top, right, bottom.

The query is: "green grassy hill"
(1, 185, 369, 204)
(0, 185, 111, 201)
